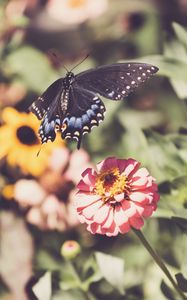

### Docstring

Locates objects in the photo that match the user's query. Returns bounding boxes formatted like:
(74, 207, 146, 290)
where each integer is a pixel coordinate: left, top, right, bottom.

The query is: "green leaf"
(33, 272, 52, 300)
(36, 250, 63, 271)
(171, 176, 187, 204)
(95, 252, 125, 295)
(175, 273, 187, 292)
(146, 131, 186, 182)
(81, 256, 102, 291)
(53, 290, 97, 300)
(172, 22, 187, 50)
(118, 108, 164, 130)
(5, 46, 58, 93)
(59, 262, 81, 291)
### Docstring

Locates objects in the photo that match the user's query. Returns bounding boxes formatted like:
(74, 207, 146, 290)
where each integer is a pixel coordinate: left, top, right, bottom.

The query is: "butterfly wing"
(61, 84, 106, 149)
(29, 78, 63, 120)
(37, 94, 62, 144)
(75, 63, 158, 100)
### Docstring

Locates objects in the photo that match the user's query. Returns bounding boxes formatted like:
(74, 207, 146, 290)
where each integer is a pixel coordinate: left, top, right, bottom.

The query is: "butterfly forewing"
(29, 78, 63, 120)
(75, 63, 158, 100)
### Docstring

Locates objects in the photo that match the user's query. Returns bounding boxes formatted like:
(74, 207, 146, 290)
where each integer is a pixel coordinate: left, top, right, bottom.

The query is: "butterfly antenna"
(62, 64, 69, 73)
(36, 145, 42, 157)
(70, 54, 89, 72)
(48, 50, 69, 72)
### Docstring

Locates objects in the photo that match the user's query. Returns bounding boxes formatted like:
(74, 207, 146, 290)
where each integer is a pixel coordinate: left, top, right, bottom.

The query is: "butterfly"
(29, 62, 158, 149)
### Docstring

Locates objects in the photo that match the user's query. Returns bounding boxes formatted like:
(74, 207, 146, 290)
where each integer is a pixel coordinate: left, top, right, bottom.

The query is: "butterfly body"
(29, 62, 158, 149)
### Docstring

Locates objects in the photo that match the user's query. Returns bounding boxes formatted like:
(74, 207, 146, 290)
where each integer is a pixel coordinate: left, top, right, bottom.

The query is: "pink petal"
(121, 201, 137, 218)
(133, 203, 144, 216)
(87, 222, 99, 234)
(105, 224, 119, 236)
(77, 179, 93, 192)
(114, 205, 128, 226)
(132, 167, 149, 178)
(93, 204, 110, 224)
(131, 176, 148, 187)
(122, 159, 140, 178)
(96, 157, 118, 172)
(82, 167, 97, 180)
(130, 216, 144, 229)
(129, 192, 147, 203)
(114, 204, 131, 234)
(114, 193, 124, 202)
(75, 194, 100, 210)
(153, 192, 160, 203)
(119, 221, 130, 234)
(142, 205, 155, 217)
(83, 169, 96, 186)
(102, 208, 114, 229)
(117, 159, 128, 173)
(82, 200, 103, 219)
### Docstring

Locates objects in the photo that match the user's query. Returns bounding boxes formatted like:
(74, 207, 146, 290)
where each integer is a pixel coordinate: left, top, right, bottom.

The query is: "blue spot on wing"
(61, 97, 106, 149)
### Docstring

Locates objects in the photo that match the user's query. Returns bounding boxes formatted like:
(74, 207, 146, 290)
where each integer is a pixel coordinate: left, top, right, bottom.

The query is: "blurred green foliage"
(1, 1, 187, 300)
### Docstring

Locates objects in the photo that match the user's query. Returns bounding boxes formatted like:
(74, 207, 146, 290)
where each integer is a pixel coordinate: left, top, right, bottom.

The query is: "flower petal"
(75, 194, 100, 210)
(130, 216, 144, 229)
(97, 157, 118, 172)
(129, 192, 147, 203)
(122, 159, 140, 177)
(82, 200, 103, 219)
(93, 204, 110, 224)
(114, 205, 128, 226)
(102, 208, 114, 229)
(114, 193, 124, 202)
(77, 179, 93, 192)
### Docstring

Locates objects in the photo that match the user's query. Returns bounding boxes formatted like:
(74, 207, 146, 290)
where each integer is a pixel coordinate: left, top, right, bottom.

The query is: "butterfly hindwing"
(61, 85, 106, 148)
(76, 63, 158, 100)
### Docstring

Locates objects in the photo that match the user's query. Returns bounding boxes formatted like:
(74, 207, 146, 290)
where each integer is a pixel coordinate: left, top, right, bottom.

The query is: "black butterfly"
(29, 62, 158, 149)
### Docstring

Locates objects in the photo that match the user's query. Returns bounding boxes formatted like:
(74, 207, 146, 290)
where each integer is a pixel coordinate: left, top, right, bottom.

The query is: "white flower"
(46, 0, 108, 25)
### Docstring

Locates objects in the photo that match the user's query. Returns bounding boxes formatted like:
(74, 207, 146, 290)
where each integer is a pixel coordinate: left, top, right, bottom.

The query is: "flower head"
(75, 157, 159, 236)
(0, 107, 63, 176)
(46, 0, 108, 26)
(13, 147, 92, 231)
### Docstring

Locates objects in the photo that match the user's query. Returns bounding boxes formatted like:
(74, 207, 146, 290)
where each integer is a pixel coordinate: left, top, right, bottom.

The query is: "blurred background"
(1, 0, 187, 299)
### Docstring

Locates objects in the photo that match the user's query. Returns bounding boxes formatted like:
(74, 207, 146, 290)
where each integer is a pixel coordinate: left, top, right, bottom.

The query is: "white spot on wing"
(108, 91, 115, 97)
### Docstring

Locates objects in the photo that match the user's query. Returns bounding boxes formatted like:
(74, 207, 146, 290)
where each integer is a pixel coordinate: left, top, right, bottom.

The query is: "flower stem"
(68, 260, 94, 300)
(133, 229, 187, 300)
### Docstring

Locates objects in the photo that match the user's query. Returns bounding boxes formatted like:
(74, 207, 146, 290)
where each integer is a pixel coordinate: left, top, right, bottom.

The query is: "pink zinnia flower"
(75, 157, 160, 236)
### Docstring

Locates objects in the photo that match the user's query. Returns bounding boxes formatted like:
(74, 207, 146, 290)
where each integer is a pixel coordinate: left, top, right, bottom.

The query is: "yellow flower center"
(16, 125, 39, 145)
(68, 0, 87, 8)
(95, 168, 127, 202)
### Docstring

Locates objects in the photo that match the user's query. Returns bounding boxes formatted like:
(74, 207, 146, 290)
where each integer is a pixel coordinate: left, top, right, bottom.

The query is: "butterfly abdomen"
(60, 90, 69, 113)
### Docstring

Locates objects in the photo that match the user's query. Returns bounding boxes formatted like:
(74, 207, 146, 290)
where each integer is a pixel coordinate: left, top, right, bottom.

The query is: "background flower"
(13, 148, 91, 231)
(46, 0, 108, 26)
(75, 157, 159, 236)
(0, 107, 63, 176)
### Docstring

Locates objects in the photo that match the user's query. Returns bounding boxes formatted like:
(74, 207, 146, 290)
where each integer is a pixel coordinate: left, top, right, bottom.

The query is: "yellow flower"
(0, 107, 64, 176)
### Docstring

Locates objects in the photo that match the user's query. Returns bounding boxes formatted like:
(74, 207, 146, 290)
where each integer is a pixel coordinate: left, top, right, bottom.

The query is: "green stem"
(68, 260, 94, 300)
(133, 229, 187, 300)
